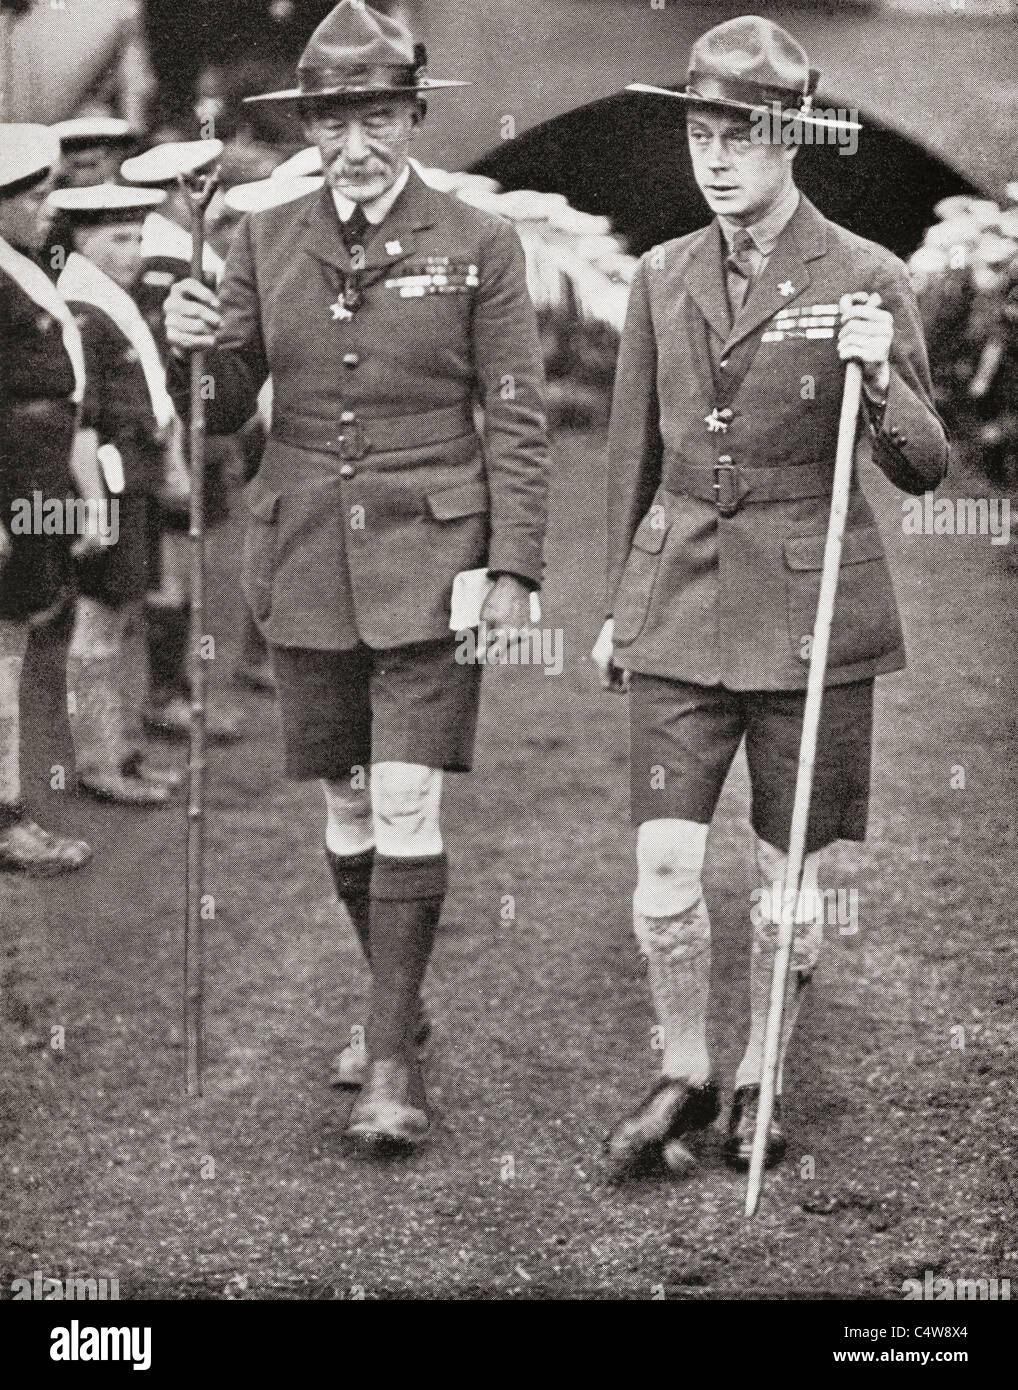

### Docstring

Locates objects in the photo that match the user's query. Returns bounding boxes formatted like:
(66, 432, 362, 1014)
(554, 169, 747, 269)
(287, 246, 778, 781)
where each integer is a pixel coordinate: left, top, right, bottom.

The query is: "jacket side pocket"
(611, 509, 670, 647)
(242, 479, 281, 622)
(784, 524, 902, 669)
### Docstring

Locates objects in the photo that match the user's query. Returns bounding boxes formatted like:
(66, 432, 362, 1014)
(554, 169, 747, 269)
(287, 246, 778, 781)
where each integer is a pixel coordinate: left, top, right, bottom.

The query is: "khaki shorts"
(269, 636, 483, 780)
(629, 676, 874, 853)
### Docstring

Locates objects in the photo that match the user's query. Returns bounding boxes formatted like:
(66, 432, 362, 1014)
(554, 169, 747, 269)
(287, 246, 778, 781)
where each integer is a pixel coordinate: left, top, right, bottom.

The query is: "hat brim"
(120, 139, 225, 185)
(625, 83, 861, 133)
(243, 78, 469, 104)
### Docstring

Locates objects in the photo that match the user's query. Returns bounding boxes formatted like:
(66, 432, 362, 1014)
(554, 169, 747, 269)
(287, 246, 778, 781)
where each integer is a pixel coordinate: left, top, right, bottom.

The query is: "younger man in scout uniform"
(50, 182, 184, 805)
(593, 17, 948, 1179)
(0, 126, 94, 873)
(162, 1, 549, 1150)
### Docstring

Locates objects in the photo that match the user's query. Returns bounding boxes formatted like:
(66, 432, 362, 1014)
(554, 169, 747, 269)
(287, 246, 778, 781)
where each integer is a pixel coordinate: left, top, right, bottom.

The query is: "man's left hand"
(838, 291, 892, 395)
(480, 574, 533, 655)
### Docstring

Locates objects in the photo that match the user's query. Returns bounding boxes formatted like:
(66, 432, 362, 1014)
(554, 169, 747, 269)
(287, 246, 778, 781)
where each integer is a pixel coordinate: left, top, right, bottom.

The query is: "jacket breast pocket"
(784, 524, 902, 669)
(242, 479, 281, 621)
(612, 510, 671, 647)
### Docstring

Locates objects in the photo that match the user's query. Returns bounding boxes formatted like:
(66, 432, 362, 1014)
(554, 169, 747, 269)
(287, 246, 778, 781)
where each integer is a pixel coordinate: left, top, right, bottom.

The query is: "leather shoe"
(330, 1007, 431, 1089)
(603, 1077, 719, 1182)
(78, 771, 171, 806)
(345, 1056, 429, 1151)
(0, 815, 92, 876)
(724, 1084, 786, 1172)
(143, 695, 245, 744)
(121, 753, 184, 790)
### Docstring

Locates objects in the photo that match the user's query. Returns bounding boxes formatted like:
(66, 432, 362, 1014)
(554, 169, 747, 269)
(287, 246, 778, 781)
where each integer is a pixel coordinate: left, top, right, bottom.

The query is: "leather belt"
(272, 403, 474, 461)
(667, 456, 839, 518)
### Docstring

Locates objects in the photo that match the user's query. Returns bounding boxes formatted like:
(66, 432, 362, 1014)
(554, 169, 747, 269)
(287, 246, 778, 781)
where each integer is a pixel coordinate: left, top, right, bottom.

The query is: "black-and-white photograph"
(0, 0, 1015, 1337)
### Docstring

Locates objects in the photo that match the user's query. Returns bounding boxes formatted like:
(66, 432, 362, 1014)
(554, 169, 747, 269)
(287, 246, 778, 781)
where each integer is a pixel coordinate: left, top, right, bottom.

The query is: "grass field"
(1, 427, 1016, 1299)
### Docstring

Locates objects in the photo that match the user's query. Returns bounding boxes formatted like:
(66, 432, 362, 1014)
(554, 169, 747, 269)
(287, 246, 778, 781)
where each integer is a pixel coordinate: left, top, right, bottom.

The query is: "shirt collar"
(331, 163, 411, 226)
(719, 183, 800, 259)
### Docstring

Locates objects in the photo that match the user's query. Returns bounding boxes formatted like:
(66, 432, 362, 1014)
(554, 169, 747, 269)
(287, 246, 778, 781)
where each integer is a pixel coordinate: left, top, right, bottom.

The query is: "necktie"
(725, 228, 757, 317)
(342, 205, 371, 255)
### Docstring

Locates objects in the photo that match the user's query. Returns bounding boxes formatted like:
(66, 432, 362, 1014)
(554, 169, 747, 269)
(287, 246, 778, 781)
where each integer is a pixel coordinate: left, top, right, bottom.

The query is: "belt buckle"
(713, 460, 740, 517)
(337, 419, 368, 461)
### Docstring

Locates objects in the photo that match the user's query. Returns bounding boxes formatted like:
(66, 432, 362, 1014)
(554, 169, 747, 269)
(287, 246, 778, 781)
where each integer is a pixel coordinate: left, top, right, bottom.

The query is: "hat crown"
(689, 15, 810, 99)
(298, 0, 416, 76)
(0, 123, 60, 192)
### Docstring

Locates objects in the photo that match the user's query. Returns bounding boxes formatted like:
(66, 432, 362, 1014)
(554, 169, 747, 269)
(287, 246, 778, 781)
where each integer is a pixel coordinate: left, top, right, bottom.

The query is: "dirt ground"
(1, 427, 1016, 1300)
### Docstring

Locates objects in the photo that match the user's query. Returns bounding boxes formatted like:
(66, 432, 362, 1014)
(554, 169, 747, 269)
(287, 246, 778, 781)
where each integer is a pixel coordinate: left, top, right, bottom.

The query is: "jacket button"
(718, 454, 733, 465)
(343, 352, 360, 369)
(719, 357, 729, 369)
(718, 407, 734, 422)
(339, 463, 356, 479)
(340, 410, 355, 423)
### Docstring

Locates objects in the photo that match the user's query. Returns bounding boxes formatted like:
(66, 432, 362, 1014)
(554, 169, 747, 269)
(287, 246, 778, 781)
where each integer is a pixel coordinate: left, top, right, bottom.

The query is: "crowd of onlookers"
(0, 105, 288, 875)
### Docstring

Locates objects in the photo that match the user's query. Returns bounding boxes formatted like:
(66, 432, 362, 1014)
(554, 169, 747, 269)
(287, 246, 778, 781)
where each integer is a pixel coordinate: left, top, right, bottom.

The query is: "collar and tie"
(724, 227, 758, 317)
(340, 203, 371, 254)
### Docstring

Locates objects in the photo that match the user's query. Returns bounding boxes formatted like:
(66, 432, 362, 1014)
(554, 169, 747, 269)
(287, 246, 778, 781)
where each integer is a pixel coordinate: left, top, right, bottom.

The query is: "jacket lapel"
(683, 220, 732, 346)
(298, 185, 352, 274)
(680, 222, 730, 403)
(359, 168, 438, 277)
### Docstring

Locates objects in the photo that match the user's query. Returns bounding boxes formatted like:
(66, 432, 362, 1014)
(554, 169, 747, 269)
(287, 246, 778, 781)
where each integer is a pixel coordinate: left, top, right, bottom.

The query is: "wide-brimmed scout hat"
(54, 116, 138, 150)
(48, 183, 166, 223)
(243, 0, 468, 105)
(0, 123, 60, 194)
(627, 14, 860, 134)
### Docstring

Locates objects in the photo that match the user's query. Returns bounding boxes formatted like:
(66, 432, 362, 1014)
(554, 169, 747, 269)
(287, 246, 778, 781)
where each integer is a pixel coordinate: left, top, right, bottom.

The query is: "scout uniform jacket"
(168, 167, 549, 650)
(0, 260, 80, 620)
(606, 195, 949, 691)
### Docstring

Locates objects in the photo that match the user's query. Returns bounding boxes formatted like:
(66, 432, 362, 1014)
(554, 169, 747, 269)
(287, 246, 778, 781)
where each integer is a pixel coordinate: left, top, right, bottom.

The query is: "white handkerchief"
(450, 568, 541, 631)
(97, 444, 125, 495)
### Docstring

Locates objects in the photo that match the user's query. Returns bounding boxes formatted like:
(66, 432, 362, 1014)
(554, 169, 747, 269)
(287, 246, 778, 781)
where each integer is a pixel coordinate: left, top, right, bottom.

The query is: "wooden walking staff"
(121, 139, 224, 1096)
(744, 300, 875, 1217)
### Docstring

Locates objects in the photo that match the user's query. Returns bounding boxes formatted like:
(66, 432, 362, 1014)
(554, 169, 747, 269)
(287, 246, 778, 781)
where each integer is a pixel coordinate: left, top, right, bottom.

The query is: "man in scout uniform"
(593, 16, 948, 1179)
(162, 1, 549, 1149)
(50, 182, 184, 805)
(0, 125, 94, 874)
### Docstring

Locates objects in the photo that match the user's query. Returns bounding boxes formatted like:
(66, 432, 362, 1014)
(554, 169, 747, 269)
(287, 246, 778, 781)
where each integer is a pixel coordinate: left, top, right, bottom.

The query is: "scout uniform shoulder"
(636, 225, 713, 279)
(816, 212, 913, 291)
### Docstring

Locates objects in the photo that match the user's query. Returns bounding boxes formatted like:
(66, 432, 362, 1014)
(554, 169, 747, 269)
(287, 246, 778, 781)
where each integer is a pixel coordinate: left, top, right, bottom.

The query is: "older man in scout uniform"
(50, 182, 184, 806)
(163, 1, 549, 1149)
(0, 126, 94, 874)
(593, 16, 948, 1180)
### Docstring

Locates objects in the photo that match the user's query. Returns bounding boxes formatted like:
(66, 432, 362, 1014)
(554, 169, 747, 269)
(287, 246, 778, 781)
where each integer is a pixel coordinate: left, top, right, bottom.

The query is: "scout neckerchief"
(58, 251, 175, 435)
(0, 232, 86, 405)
